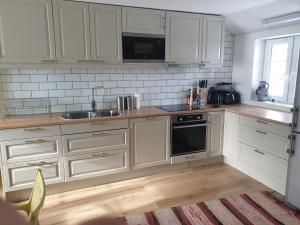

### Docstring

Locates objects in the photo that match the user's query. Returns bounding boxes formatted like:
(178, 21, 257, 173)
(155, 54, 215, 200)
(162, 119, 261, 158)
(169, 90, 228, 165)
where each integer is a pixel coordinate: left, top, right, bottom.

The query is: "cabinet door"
(130, 116, 170, 169)
(166, 12, 203, 64)
(202, 15, 225, 66)
(0, 0, 56, 63)
(90, 4, 121, 63)
(223, 112, 239, 160)
(207, 112, 224, 156)
(53, 0, 91, 63)
(122, 7, 165, 35)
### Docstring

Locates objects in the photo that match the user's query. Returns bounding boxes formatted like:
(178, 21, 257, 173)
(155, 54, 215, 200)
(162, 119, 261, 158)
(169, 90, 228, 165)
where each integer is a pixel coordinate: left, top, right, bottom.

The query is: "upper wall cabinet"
(53, 0, 91, 63)
(202, 15, 225, 66)
(0, 0, 56, 63)
(90, 4, 122, 63)
(165, 12, 203, 64)
(122, 7, 165, 35)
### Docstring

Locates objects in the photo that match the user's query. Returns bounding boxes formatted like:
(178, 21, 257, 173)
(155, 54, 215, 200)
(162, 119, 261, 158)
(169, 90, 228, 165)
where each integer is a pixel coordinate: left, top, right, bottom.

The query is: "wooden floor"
(38, 163, 269, 225)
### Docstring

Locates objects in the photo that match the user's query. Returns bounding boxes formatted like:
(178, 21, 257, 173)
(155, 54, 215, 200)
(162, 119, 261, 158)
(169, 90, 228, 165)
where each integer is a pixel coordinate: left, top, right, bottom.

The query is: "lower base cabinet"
(238, 143, 288, 194)
(130, 116, 170, 169)
(2, 158, 64, 192)
(64, 149, 129, 181)
(207, 112, 224, 156)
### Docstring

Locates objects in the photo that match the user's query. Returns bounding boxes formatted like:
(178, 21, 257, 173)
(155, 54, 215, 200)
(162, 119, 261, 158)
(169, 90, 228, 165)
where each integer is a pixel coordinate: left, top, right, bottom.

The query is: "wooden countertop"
(0, 104, 292, 129)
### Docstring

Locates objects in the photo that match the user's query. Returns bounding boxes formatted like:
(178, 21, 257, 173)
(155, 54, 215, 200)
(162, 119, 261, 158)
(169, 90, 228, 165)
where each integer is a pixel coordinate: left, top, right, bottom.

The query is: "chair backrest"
(28, 169, 46, 225)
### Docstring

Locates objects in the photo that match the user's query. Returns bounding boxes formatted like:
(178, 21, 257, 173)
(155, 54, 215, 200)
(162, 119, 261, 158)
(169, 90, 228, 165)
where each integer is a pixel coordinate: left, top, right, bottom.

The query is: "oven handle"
(173, 123, 208, 129)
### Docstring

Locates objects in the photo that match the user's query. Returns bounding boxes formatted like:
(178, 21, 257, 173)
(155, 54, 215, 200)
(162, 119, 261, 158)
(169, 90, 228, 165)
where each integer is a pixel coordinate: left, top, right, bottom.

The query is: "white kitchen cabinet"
(201, 15, 225, 66)
(0, 0, 56, 63)
(90, 4, 122, 63)
(130, 116, 170, 169)
(207, 112, 224, 156)
(62, 129, 128, 156)
(64, 149, 129, 181)
(238, 143, 288, 194)
(223, 112, 239, 160)
(122, 7, 165, 35)
(2, 157, 64, 192)
(53, 0, 91, 63)
(165, 12, 203, 64)
(1, 136, 63, 164)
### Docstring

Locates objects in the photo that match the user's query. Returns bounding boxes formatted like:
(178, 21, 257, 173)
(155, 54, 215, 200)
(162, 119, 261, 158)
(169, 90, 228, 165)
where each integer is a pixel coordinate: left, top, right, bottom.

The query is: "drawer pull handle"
(78, 60, 92, 63)
(145, 117, 158, 120)
(92, 132, 110, 137)
(254, 149, 265, 155)
(92, 152, 109, 157)
(256, 130, 266, 135)
(25, 139, 48, 144)
(24, 128, 45, 132)
(256, 120, 268, 125)
(27, 161, 55, 167)
(90, 121, 108, 125)
(41, 59, 57, 63)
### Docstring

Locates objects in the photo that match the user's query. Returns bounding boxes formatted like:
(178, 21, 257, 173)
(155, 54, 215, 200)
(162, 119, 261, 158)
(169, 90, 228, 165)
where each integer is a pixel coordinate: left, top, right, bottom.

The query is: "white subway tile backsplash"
(0, 33, 235, 113)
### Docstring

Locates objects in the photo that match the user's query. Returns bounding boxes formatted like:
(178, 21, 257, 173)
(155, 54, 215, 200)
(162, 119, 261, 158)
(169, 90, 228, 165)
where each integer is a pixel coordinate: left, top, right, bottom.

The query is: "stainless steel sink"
(61, 110, 121, 120)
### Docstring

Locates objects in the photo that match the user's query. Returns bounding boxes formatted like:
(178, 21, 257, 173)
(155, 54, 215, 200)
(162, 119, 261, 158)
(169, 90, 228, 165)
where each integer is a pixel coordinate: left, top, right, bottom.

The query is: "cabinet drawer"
(1, 136, 63, 164)
(239, 125, 289, 160)
(65, 149, 129, 181)
(238, 143, 288, 194)
(0, 126, 61, 141)
(2, 158, 64, 192)
(63, 129, 128, 156)
(61, 120, 128, 135)
(239, 116, 290, 137)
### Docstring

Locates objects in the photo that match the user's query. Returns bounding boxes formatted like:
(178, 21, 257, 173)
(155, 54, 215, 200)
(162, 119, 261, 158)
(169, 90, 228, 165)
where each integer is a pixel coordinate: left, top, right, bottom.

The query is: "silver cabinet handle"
(27, 161, 55, 167)
(24, 128, 46, 132)
(92, 60, 106, 63)
(78, 60, 92, 63)
(41, 59, 57, 63)
(92, 152, 109, 157)
(256, 120, 268, 125)
(254, 149, 265, 155)
(91, 132, 110, 137)
(90, 121, 108, 125)
(25, 139, 48, 144)
(256, 130, 266, 135)
(145, 117, 158, 120)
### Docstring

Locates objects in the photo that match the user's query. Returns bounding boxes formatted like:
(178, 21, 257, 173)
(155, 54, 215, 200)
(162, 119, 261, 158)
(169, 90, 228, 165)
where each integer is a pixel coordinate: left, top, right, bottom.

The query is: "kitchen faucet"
(91, 86, 104, 112)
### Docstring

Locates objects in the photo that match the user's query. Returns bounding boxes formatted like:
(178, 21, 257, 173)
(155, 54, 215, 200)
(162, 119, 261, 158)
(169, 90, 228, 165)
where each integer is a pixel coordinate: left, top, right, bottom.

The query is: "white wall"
(232, 23, 300, 111)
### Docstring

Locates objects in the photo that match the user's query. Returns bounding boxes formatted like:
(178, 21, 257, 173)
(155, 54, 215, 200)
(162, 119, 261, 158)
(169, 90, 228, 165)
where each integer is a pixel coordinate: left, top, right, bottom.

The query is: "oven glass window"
(172, 125, 206, 156)
(134, 43, 152, 54)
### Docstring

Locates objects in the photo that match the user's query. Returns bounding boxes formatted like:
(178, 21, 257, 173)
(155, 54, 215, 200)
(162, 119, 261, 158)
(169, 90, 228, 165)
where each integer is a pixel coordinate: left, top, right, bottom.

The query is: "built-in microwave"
(122, 33, 165, 63)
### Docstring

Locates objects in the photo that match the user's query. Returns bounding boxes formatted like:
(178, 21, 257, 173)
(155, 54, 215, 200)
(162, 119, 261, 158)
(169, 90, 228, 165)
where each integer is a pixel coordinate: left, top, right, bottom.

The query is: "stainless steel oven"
(171, 113, 208, 163)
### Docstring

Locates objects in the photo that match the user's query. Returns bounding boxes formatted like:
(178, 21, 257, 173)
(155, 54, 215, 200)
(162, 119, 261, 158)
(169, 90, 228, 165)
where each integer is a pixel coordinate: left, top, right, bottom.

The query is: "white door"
(223, 112, 239, 160)
(207, 112, 224, 156)
(130, 116, 170, 169)
(90, 4, 122, 63)
(165, 12, 203, 64)
(53, 0, 91, 63)
(122, 7, 165, 35)
(0, 0, 56, 63)
(202, 15, 225, 66)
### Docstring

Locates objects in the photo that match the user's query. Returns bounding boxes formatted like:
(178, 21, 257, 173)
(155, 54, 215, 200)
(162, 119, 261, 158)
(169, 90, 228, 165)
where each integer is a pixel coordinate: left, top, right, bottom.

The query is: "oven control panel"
(174, 113, 208, 123)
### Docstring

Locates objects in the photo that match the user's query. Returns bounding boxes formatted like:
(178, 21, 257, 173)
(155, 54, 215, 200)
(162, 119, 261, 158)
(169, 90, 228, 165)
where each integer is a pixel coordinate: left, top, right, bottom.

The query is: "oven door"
(122, 34, 165, 63)
(172, 122, 207, 156)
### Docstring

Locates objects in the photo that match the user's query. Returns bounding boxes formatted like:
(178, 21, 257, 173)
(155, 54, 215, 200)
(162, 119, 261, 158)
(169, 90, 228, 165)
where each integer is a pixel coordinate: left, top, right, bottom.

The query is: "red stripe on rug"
(197, 202, 223, 225)
(220, 198, 254, 225)
(144, 212, 160, 225)
(241, 194, 284, 225)
(172, 207, 193, 225)
(261, 191, 300, 220)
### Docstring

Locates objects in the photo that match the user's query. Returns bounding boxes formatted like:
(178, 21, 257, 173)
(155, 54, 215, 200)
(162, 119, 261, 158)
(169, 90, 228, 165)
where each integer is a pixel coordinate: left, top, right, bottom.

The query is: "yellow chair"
(14, 169, 46, 225)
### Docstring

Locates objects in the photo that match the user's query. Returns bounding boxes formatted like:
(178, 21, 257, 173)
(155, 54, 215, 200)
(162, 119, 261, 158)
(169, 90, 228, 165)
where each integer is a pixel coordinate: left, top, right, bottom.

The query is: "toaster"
(207, 83, 241, 105)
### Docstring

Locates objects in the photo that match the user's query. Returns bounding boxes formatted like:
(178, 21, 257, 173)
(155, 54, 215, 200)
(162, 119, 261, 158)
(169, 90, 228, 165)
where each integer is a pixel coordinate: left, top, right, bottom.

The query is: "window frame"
(263, 37, 294, 103)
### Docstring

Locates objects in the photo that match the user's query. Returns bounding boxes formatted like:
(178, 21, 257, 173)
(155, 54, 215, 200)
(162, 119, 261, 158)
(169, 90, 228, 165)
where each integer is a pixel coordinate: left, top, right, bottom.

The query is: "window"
(263, 36, 300, 104)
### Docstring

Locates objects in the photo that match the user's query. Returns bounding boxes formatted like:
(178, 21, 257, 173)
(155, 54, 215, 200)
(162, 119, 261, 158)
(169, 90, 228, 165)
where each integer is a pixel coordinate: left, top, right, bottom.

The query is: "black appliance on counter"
(122, 33, 165, 63)
(207, 82, 241, 106)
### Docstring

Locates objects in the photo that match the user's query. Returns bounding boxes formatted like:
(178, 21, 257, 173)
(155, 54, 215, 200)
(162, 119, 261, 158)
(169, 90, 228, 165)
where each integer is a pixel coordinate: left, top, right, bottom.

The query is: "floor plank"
(39, 163, 270, 225)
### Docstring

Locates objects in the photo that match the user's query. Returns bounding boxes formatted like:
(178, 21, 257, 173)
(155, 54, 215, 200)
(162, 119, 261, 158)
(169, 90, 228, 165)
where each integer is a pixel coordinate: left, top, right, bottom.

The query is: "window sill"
(247, 100, 292, 112)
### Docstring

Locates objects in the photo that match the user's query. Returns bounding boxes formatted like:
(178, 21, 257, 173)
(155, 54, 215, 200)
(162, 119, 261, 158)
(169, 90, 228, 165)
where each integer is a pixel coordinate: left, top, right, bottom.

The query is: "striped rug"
(112, 191, 300, 225)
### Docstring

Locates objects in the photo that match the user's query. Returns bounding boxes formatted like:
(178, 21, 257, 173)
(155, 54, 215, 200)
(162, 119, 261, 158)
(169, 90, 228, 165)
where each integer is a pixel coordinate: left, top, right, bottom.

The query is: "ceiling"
(74, 0, 300, 34)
